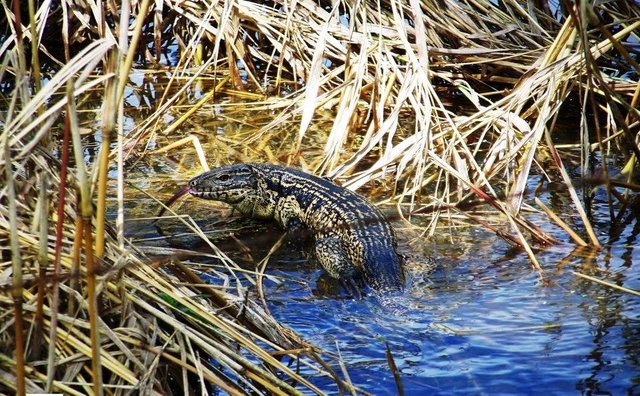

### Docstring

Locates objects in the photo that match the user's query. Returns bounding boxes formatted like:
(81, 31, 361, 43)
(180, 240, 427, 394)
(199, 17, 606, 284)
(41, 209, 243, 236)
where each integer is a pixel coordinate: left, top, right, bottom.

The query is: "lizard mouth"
(156, 185, 192, 220)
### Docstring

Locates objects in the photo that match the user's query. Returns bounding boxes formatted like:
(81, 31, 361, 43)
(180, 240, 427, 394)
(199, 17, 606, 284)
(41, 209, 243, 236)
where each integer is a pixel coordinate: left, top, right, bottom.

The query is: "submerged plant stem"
(572, 271, 640, 297)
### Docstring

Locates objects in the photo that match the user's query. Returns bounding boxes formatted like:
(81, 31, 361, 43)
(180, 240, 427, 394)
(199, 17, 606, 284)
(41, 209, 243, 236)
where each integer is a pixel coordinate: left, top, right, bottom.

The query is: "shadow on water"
(121, 156, 640, 395)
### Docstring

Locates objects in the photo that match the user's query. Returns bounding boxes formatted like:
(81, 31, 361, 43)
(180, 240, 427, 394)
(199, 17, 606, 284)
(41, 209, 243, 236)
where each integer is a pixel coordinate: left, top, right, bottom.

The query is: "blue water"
(256, 200, 640, 395)
(261, 244, 638, 394)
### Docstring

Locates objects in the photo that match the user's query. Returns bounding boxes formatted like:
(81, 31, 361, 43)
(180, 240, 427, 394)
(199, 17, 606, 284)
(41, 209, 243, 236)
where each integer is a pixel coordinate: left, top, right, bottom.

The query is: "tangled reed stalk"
(1, 0, 639, 394)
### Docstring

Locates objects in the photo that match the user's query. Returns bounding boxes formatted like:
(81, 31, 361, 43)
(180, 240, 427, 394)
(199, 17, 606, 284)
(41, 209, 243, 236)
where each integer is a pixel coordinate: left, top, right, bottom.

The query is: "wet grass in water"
(1, 0, 640, 394)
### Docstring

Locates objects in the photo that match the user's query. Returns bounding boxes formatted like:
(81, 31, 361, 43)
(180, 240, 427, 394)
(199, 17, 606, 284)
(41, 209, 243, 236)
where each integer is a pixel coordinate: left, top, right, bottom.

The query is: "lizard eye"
(218, 174, 231, 182)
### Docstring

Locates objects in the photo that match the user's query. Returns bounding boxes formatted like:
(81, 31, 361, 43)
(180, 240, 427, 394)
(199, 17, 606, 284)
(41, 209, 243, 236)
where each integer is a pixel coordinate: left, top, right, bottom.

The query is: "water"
(262, 235, 639, 394)
(127, 163, 640, 395)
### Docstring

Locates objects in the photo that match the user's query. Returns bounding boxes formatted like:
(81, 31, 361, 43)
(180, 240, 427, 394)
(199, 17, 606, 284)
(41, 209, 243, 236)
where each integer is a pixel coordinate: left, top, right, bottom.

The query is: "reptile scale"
(161, 163, 405, 295)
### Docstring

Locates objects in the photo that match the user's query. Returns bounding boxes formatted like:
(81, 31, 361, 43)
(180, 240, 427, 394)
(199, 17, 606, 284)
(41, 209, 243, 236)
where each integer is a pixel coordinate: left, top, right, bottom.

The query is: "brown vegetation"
(0, 0, 639, 394)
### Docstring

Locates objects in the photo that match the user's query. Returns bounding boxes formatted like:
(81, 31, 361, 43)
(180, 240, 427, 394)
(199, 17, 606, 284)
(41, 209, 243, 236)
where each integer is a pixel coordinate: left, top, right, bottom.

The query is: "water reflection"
(258, 236, 638, 394)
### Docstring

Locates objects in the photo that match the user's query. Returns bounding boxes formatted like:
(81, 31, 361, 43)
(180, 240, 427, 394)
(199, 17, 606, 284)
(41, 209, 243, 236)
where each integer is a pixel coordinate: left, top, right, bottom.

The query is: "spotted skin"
(187, 163, 405, 293)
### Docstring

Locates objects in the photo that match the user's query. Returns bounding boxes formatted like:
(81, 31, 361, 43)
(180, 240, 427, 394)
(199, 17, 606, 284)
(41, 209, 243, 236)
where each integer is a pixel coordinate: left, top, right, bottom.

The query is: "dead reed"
(1, 0, 639, 394)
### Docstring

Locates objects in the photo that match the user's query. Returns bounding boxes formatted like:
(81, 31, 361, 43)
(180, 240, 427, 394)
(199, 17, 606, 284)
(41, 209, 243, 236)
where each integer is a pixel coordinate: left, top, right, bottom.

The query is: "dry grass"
(1, 0, 639, 394)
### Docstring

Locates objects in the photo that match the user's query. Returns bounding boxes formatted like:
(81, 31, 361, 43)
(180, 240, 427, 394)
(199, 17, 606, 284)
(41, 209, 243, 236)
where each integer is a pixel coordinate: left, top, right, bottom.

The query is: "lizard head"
(188, 164, 262, 205)
(157, 164, 265, 220)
